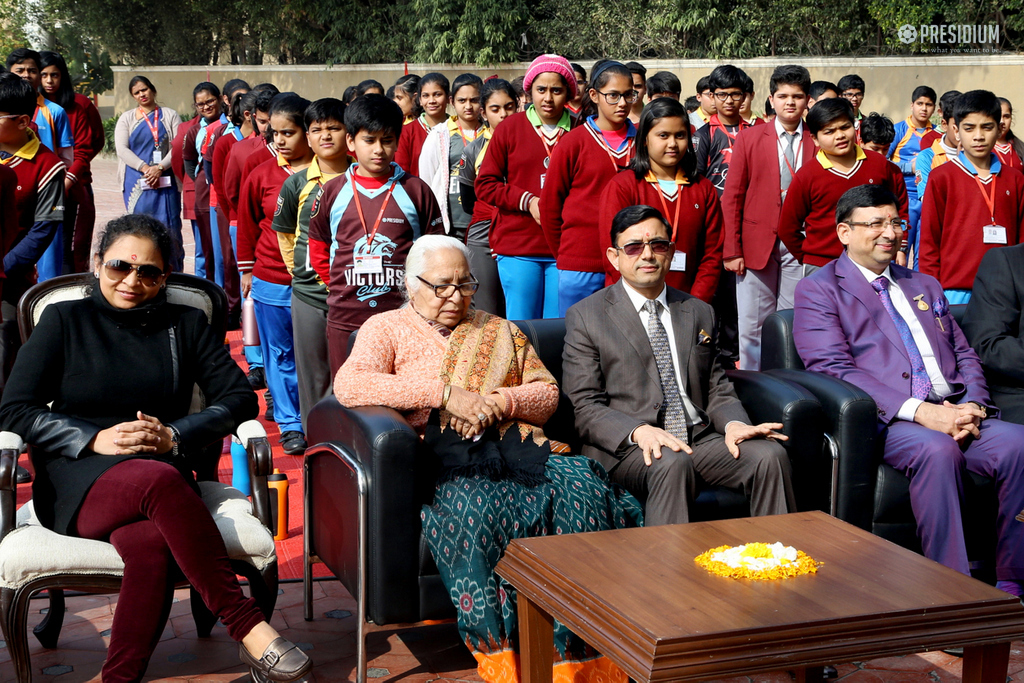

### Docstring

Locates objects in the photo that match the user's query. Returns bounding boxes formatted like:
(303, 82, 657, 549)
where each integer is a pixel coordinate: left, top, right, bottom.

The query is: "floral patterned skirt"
(421, 455, 644, 683)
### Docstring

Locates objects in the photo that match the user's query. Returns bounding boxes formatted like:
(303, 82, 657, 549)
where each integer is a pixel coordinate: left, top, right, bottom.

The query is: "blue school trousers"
(557, 270, 605, 317)
(496, 256, 559, 320)
(251, 277, 301, 434)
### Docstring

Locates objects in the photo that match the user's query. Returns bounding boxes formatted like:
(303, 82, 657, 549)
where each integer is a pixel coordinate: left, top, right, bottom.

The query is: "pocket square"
(698, 329, 712, 345)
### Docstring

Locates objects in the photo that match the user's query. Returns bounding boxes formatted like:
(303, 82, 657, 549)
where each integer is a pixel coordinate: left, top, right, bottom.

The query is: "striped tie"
(643, 299, 689, 443)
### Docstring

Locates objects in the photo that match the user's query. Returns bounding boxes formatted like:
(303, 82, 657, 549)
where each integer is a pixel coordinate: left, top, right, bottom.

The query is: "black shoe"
(248, 367, 267, 391)
(280, 431, 306, 455)
(15, 465, 31, 484)
(227, 307, 242, 331)
(239, 636, 312, 682)
(264, 392, 275, 422)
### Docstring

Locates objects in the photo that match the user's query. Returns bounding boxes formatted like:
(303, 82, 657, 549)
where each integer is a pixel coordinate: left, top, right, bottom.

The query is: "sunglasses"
(103, 260, 165, 286)
(616, 239, 673, 257)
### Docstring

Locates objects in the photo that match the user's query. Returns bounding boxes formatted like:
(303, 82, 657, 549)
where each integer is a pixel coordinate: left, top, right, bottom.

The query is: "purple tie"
(871, 276, 933, 400)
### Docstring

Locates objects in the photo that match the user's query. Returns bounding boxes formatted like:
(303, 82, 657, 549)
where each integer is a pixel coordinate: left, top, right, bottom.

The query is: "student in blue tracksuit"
(7, 48, 74, 281)
(888, 85, 936, 265)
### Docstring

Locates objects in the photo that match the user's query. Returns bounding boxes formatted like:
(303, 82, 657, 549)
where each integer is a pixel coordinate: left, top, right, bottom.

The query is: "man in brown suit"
(562, 204, 795, 525)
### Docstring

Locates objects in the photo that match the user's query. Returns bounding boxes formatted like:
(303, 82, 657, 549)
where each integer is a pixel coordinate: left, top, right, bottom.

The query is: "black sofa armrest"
(766, 368, 878, 531)
(726, 370, 829, 513)
(306, 396, 430, 625)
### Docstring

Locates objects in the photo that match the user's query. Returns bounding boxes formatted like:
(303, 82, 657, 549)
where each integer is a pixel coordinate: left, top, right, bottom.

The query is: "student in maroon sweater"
(307, 95, 444, 374)
(919, 90, 1024, 304)
(237, 94, 313, 456)
(541, 60, 636, 316)
(38, 51, 104, 274)
(223, 87, 277, 220)
(599, 97, 723, 302)
(394, 73, 449, 178)
(475, 54, 578, 320)
(779, 97, 908, 272)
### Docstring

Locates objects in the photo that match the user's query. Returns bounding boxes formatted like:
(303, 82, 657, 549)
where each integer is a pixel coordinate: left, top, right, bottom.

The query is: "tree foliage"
(28, 0, 1024, 66)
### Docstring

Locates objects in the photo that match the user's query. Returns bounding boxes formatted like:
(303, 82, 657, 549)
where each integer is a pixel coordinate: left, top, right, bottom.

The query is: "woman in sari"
(335, 235, 642, 683)
(114, 76, 184, 271)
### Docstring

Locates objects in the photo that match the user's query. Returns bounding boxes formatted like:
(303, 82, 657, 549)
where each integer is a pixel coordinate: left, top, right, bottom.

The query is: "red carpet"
(14, 329, 332, 582)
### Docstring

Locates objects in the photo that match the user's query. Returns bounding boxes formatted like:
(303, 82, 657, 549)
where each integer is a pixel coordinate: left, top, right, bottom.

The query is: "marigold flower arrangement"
(695, 541, 822, 580)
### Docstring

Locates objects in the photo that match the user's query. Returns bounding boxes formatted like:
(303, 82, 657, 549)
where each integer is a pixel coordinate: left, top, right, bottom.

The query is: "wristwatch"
(168, 425, 181, 457)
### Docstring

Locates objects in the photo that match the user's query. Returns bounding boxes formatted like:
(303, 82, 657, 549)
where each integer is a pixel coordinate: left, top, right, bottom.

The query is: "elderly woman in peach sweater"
(335, 235, 641, 683)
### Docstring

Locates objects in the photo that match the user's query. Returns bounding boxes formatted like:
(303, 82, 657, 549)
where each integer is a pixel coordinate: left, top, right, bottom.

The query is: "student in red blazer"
(721, 65, 815, 370)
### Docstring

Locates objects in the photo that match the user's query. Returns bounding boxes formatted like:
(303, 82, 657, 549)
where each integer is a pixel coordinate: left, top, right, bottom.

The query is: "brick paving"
(1, 158, 1018, 682)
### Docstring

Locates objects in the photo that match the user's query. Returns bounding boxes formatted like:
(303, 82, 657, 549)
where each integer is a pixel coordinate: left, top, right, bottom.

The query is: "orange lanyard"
(777, 134, 799, 193)
(653, 182, 682, 242)
(995, 144, 1020, 169)
(34, 97, 55, 138)
(595, 130, 634, 173)
(972, 173, 998, 225)
(139, 107, 161, 148)
(455, 123, 478, 147)
(351, 177, 396, 249)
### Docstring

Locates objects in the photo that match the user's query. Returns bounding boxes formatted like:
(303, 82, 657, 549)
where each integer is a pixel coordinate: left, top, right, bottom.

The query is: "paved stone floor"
(2, 157, 1020, 682)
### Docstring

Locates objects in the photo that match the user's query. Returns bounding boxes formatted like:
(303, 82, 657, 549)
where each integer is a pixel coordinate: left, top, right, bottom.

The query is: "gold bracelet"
(441, 384, 452, 409)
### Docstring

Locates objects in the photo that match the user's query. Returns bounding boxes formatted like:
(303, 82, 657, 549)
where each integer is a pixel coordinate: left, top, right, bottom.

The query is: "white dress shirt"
(621, 281, 702, 425)
(851, 261, 953, 420)
(775, 117, 804, 181)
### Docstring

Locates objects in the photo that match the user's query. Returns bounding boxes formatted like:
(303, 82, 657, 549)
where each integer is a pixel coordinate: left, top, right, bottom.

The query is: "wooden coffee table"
(495, 511, 1024, 683)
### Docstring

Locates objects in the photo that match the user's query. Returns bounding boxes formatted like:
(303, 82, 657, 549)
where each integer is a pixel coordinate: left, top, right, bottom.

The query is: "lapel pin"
(913, 294, 929, 311)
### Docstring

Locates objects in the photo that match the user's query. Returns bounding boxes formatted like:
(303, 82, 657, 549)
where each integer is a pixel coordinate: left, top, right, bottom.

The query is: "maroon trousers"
(74, 459, 264, 683)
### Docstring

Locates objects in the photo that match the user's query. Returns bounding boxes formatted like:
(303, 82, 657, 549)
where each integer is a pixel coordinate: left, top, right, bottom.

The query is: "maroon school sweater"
(598, 170, 723, 302)
(540, 121, 635, 272)
(475, 112, 560, 258)
(394, 117, 430, 178)
(778, 148, 909, 266)
(919, 154, 1024, 289)
(237, 157, 292, 285)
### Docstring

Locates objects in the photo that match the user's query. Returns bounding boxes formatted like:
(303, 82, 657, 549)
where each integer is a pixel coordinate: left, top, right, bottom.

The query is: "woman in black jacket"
(0, 215, 312, 683)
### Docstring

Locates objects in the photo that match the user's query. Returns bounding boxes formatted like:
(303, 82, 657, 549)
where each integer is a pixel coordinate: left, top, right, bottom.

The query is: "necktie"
(871, 277, 933, 400)
(643, 299, 689, 442)
(781, 132, 797, 190)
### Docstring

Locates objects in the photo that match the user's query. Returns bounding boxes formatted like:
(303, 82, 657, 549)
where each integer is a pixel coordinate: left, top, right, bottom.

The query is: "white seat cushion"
(0, 482, 276, 590)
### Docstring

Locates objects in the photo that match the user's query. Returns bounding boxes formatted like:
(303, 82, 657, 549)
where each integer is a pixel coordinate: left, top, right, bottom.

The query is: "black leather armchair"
(304, 318, 827, 683)
(760, 307, 996, 578)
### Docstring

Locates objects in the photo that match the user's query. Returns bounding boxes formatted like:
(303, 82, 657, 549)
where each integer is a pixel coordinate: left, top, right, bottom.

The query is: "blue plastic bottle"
(231, 438, 251, 496)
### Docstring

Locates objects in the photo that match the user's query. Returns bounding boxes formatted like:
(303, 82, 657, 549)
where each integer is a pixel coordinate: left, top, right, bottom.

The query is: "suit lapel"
(607, 283, 662, 388)
(763, 124, 782, 189)
(799, 130, 816, 164)
(836, 253, 909, 362)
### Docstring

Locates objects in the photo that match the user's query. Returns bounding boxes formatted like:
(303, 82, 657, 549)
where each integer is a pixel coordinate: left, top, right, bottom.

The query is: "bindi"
(130, 254, 137, 261)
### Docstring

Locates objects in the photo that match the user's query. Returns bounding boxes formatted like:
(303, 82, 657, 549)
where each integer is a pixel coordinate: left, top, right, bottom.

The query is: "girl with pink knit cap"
(476, 54, 578, 320)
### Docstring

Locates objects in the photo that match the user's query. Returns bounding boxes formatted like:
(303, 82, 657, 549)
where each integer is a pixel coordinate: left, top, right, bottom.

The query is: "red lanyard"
(995, 144, 1020, 169)
(777, 134, 799, 192)
(972, 173, 998, 225)
(534, 125, 564, 164)
(139, 107, 160, 148)
(455, 123, 479, 147)
(595, 130, 634, 173)
(351, 177, 396, 249)
(654, 182, 682, 242)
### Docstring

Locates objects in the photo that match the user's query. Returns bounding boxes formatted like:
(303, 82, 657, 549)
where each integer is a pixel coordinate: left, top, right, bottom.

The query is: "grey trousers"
(466, 244, 505, 318)
(609, 431, 796, 526)
(291, 292, 332, 434)
(735, 240, 802, 370)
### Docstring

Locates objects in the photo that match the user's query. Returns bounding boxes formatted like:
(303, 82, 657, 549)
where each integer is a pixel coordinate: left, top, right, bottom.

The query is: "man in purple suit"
(794, 184, 1024, 597)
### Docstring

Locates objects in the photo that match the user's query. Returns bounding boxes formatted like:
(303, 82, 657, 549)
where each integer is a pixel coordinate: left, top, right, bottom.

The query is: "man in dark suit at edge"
(562, 204, 795, 526)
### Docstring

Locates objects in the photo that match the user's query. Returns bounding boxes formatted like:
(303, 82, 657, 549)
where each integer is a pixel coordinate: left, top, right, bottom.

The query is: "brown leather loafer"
(239, 637, 312, 682)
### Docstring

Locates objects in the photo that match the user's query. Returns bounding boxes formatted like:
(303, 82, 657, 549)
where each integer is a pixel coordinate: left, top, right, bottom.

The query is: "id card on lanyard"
(655, 185, 686, 271)
(141, 108, 162, 164)
(974, 174, 1008, 244)
(535, 125, 564, 190)
(352, 178, 396, 274)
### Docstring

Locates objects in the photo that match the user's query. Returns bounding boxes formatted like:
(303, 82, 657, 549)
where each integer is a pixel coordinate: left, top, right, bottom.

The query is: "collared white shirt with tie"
(851, 260, 953, 420)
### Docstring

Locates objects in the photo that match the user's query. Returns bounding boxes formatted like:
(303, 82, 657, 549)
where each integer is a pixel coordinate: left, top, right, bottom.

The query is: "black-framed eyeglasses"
(845, 219, 907, 233)
(841, 91, 864, 100)
(195, 97, 219, 110)
(616, 239, 673, 257)
(713, 91, 746, 102)
(594, 89, 639, 105)
(416, 276, 480, 298)
(103, 260, 166, 286)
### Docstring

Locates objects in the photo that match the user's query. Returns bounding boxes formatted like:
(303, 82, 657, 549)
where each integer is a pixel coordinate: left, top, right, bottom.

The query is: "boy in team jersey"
(307, 95, 444, 375)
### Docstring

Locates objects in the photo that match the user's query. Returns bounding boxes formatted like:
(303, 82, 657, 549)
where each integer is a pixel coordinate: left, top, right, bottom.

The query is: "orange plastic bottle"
(267, 468, 289, 541)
